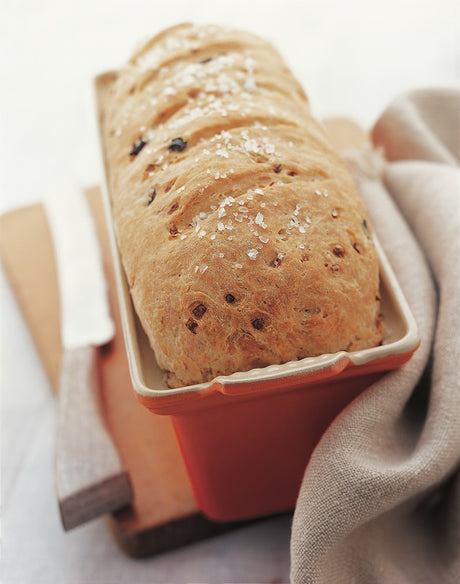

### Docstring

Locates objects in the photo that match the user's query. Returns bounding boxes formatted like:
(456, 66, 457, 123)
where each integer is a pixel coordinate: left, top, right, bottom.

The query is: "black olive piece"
(192, 304, 207, 319)
(168, 137, 187, 152)
(147, 188, 156, 205)
(130, 137, 147, 157)
(186, 318, 198, 334)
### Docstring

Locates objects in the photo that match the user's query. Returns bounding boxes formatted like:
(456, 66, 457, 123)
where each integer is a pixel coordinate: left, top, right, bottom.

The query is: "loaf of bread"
(103, 23, 384, 388)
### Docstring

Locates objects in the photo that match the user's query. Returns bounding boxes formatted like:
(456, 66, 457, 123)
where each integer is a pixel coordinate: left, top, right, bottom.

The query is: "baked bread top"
(103, 23, 383, 388)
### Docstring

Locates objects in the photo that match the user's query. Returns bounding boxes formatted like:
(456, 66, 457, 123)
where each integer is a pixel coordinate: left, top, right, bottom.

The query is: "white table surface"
(1, 1, 458, 582)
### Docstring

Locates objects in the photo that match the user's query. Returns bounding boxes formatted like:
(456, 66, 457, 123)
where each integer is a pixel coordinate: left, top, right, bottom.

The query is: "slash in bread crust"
(103, 23, 383, 387)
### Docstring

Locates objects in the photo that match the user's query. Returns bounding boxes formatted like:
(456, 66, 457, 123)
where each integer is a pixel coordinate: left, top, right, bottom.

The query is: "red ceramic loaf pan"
(95, 73, 419, 521)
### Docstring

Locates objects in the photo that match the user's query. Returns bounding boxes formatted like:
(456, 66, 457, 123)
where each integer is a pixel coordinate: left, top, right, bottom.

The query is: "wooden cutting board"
(0, 188, 252, 557)
(0, 118, 367, 557)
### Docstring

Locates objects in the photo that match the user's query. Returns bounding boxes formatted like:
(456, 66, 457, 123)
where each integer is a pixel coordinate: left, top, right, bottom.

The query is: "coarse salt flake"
(255, 212, 267, 229)
(244, 139, 259, 153)
(244, 78, 257, 91)
(247, 249, 259, 260)
(216, 147, 229, 158)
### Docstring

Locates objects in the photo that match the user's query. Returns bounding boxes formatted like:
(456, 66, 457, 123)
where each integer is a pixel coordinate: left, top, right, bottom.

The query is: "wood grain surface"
(55, 345, 133, 531)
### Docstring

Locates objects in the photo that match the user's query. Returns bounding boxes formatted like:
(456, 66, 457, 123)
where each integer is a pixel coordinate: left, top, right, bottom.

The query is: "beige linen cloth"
(291, 88, 460, 583)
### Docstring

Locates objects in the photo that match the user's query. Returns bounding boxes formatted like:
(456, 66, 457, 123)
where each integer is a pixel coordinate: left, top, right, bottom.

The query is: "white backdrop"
(1, 1, 458, 582)
(1, 0, 458, 214)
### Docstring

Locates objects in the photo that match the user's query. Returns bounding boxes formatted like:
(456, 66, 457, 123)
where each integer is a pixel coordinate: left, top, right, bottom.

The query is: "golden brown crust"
(103, 24, 383, 387)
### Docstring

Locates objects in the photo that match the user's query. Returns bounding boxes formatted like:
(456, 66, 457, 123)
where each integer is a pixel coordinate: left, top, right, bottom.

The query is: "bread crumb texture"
(104, 23, 384, 387)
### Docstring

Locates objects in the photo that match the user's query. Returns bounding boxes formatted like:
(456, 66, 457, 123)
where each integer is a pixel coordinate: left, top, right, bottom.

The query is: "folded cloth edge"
(290, 87, 460, 584)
